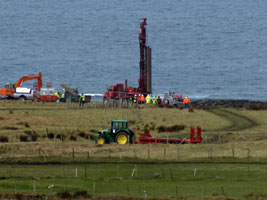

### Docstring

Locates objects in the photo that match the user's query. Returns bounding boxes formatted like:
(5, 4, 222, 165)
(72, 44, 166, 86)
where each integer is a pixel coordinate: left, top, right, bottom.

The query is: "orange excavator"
(0, 72, 42, 98)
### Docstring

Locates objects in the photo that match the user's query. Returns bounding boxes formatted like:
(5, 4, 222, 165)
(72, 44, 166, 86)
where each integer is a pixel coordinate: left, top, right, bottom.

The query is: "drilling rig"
(104, 18, 152, 101)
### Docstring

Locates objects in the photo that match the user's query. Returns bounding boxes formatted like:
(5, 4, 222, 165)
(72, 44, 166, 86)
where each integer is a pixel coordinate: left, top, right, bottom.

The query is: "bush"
(20, 135, 28, 142)
(188, 107, 194, 112)
(0, 136, 9, 143)
(56, 134, 66, 141)
(70, 135, 77, 141)
(73, 190, 90, 198)
(31, 133, 39, 142)
(157, 125, 185, 133)
(57, 191, 72, 199)
(78, 131, 86, 138)
(24, 122, 30, 128)
(47, 133, 54, 139)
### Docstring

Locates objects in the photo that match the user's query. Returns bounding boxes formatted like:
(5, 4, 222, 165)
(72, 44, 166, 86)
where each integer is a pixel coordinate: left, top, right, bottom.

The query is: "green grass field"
(0, 163, 267, 199)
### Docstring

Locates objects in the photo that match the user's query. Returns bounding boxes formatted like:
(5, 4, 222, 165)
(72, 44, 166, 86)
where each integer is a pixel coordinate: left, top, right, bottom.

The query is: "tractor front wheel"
(115, 132, 128, 145)
(96, 136, 105, 145)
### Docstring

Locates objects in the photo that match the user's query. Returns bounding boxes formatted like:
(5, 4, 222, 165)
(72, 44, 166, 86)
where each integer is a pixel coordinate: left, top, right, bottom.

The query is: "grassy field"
(0, 163, 267, 199)
(1, 101, 267, 199)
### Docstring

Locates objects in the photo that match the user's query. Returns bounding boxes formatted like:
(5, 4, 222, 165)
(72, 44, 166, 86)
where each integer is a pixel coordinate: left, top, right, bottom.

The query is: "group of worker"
(132, 94, 162, 105)
(132, 94, 191, 108)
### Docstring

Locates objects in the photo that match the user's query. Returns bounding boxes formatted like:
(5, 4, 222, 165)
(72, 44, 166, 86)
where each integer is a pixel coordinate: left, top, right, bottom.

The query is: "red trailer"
(137, 126, 202, 144)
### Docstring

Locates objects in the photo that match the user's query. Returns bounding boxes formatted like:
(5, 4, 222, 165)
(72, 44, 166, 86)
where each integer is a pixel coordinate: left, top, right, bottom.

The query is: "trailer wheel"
(115, 132, 128, 144)
(96, 136, 105, 145)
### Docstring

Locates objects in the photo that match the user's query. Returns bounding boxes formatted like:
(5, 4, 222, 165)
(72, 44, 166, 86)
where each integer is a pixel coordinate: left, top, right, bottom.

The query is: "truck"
(13, 87, 36, 101)
(163, 91, 183, 107)
(96, 120, 135, 144)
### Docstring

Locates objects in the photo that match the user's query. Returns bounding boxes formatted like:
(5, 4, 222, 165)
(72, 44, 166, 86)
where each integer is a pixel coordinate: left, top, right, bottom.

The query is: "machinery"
(96, 120, 135, 144)
(104, 18, 152, 101)
(163, 91, 183, 107)
(138, 126, 202, 144)
(0, 72, 42, 99)
(95, 120, 203, 145)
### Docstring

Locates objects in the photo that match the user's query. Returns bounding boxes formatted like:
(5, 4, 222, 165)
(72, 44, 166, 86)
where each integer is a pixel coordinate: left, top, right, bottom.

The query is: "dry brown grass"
(1, 101, 267, 161)
(0, 101, 230, 142)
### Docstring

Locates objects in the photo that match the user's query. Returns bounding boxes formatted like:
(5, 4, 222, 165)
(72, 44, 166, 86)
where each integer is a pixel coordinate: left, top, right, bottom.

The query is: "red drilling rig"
(104, 18, 152, 101)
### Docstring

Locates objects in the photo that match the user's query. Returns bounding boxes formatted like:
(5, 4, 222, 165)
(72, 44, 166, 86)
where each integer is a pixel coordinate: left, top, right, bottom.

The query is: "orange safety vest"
(183, 98, 190, 104)
(141, 96, 146, 102)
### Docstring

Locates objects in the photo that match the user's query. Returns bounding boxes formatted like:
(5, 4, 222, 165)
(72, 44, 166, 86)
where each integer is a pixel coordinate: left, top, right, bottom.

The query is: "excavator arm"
(15, 72, 42, 91)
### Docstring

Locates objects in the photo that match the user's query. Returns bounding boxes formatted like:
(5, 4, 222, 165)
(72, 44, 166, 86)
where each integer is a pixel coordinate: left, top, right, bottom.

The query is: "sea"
(1, 0, 267, 100)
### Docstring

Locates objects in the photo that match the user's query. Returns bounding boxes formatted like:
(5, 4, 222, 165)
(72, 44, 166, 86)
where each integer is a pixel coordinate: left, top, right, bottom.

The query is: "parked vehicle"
(13, 87, 35, 101)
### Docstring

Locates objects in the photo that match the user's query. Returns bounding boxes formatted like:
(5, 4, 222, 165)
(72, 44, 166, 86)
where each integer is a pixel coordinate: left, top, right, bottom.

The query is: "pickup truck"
(13, 87, 35, 101)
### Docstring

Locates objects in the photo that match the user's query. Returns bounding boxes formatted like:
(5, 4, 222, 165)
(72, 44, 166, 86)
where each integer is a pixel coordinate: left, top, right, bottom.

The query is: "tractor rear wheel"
(96, 136, 105, 145)
(115, 132, 129, 144)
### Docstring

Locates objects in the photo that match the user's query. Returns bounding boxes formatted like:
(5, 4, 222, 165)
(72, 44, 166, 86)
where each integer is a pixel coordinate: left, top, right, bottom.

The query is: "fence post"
(84, 166, 87, 178)
(72, 148, 75, 159)
(164, 148, 166, 160)
(148, 148, 150, 159)
(33, 180, 36, 193)
(247, 148, 250, 158)
(232, 148, 235, 158)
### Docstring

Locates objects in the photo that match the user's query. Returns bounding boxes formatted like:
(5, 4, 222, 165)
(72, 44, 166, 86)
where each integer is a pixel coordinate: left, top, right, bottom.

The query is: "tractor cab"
(96, 120, 135, 145)
(111, 120, 128, 134)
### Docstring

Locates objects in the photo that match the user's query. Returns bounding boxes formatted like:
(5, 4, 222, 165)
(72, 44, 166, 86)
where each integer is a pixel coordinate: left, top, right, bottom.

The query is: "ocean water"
(1, 0, 267, 100)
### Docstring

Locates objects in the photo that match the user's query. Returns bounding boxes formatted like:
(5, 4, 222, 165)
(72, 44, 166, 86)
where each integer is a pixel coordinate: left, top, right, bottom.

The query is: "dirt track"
(205, 109, 257, 132)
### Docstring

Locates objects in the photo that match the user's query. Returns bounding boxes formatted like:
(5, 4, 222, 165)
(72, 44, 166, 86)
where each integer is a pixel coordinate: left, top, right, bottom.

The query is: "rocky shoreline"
(190, 99, 267, 109)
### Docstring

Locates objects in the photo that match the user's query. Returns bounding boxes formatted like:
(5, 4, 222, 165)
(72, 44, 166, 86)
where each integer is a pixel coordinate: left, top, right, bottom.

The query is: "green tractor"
(95, 120, 135, 145)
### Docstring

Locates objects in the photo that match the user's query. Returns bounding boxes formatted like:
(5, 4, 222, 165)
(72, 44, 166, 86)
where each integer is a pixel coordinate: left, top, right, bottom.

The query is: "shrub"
(1, 126, 18, 130)
(78, 131, 86, 138)
(57, 191, 72, 199)
(188, 107, 194, 112)
(70, 135, 77, 141)
(31, 133, 39, 142)
(47, 133, 54, 139)
(0, 136, 9, 143)
(24, 122, 30, 128)
(56, 134, 66, 141)
(157, 125, 185, 133)
(20, 135, 28, 142)
(73, 190, 90, 198)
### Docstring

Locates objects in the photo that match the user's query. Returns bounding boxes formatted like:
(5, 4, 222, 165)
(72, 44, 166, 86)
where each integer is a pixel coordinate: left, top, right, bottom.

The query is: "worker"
(55, 92, 61, 102)
(146, 95, 151, 104)
(157, 95, 162, 104)
(153, 97, 157, 104)
(183, 96, 191, 108)
(140, 95, 146, 104)
(133, 94, 137, 103)
(79, 93, 85, 108)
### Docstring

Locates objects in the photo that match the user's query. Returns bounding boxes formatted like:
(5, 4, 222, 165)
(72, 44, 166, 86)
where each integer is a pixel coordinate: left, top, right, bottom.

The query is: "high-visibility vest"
(80, 95, 85, 101)
(146, 96, 151, 104)
(133, 96, 137, 103)
(183, 98, 190, 104)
